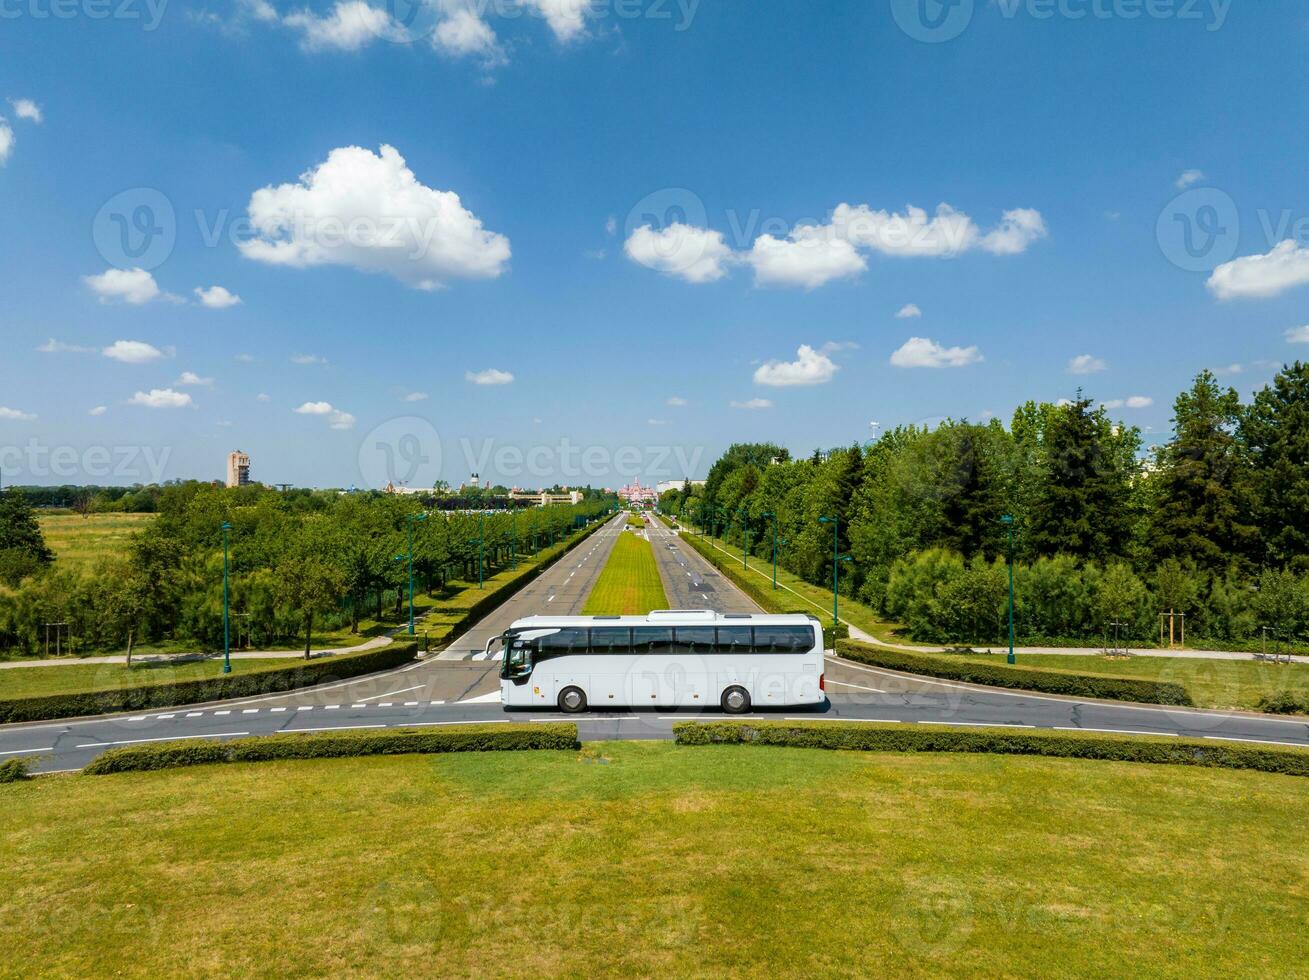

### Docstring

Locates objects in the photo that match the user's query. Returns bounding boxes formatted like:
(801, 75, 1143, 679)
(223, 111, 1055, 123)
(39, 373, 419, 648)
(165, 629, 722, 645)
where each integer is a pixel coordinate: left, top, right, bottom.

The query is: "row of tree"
(659, 363, 1309, 645)
(0, 482, 614, 657)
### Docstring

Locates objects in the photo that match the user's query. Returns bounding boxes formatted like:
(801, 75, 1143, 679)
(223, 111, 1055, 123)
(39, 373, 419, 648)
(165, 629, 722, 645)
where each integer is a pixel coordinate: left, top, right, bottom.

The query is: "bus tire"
(720, 686, 750, 714)
(557, 686, 588, 714)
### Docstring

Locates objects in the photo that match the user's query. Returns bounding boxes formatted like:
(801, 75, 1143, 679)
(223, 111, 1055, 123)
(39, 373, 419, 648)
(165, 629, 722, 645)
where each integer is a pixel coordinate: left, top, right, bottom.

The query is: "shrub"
(673, 721, 1309, 778)
(834, 639, 1192, 706)
(1257, 692, 1309, 716)
(0, 641, 420, 724)
(83, 723, 580, 774)
(0, 757, 31, 783)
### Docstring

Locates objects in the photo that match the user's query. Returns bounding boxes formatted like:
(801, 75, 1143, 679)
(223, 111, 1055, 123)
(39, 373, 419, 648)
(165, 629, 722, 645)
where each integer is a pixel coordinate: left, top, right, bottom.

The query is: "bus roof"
(507, 610, 819, 629)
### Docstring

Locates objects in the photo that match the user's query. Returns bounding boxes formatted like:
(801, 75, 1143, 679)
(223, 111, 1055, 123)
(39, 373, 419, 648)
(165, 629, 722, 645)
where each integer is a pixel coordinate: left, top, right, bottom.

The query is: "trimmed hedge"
(0, 757, 30, 783)
(84, 723, 580, 774)
(0, 642, 420, 724)
(835, 639, 1192, 706)
(1258, 692, 1309, 715)
(673, 721, 1309, 778)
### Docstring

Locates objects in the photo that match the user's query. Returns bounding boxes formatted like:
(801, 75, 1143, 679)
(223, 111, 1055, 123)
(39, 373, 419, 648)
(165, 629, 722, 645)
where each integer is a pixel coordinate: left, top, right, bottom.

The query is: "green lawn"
(37, 512, 155, 571)
(1, 742, 1305, 976)
(583, 530, 669, 615)
(0, 656, 307, 700)
(958, 652, 1309, 713)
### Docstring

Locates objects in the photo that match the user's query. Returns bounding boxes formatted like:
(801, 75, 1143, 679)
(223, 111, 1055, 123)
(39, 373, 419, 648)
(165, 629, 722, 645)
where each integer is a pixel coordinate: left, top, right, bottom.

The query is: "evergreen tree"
(1243, 362, 1309, 569)
(1028, 395, 1137, 561)
(1146, 370, 1256, 571)
(0, 488, 54, 586)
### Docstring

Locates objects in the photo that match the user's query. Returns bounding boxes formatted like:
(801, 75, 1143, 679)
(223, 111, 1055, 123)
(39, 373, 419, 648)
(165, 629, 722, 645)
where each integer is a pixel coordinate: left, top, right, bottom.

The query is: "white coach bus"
(491, 609, 825, 713)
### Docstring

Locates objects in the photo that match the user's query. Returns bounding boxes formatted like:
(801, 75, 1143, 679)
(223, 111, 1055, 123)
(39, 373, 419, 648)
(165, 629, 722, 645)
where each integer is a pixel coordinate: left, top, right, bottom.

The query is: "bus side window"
(673, 626, 716, 654)
(591, 627, 631, 654)
(715, 627, 753, 655)
(537, 628, 590, 659)
(631, 627, 674, 654)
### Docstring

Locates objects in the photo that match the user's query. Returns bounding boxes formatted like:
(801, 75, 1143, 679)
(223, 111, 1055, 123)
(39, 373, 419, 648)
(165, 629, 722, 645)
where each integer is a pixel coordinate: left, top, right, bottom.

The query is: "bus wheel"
(557, 686, 588, 714)
(720, 686, 750, 714)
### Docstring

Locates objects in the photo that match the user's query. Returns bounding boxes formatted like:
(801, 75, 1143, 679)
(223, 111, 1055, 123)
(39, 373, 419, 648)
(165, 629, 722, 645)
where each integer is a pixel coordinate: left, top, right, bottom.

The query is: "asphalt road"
(3, 511, 1308, 772)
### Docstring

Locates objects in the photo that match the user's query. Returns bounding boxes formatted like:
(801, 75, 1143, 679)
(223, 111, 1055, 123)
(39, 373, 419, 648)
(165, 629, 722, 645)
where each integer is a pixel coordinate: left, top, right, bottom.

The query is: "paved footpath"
(3, 512, 1307, 774)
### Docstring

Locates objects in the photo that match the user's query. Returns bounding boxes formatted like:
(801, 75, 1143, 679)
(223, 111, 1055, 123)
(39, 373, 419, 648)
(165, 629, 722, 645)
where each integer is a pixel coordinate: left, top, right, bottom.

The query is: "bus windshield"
(501, 634, 534, 680)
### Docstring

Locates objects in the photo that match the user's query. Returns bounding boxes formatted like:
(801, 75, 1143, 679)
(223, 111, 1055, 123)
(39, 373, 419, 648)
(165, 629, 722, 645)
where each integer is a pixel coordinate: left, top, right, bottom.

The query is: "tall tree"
(1027, 395, 1138, 561)
(1146, 370, 1256, 571)
(0, 488, 54, 586)
(1243, 362, 1309, 569)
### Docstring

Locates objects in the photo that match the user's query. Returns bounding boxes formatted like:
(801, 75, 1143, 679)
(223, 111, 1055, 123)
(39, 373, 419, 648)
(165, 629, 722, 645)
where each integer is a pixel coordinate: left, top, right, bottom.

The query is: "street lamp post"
(1002, 514, 1016, 664)
(221, 521, 232, 674)
(405, 512, 427, 635)
(763, 511, 779, 590)
(737, 508, 749, 570)
(818, 516, 851, 627)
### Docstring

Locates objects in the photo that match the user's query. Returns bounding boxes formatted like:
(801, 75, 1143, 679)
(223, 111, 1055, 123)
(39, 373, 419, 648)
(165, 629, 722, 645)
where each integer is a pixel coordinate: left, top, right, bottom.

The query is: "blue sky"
(2, 0, 1308, 489)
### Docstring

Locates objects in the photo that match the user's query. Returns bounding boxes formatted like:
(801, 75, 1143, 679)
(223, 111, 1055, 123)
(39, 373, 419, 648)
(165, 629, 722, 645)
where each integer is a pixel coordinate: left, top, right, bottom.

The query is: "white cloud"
(9, 98, 41, 123)
(295, 401, 334, 415)
(240, 144, 511, 290)
(403, 391, 429, 402)
(1208, 241, 1309, 300)
(37, 338, 95, 354)
(1175, 169, 1205, 190)
(521, 0, 590, 41)
(291, 353, 327, 365)
(0, 119, 12, 165)
(625, 202, 1046, 291)
(895, 303, 922, 319)
(1213, 363, 1243, 376)
(194, 285, 243, 308)
(979, 208, 1048, 255)
(624, 223, 735, 284)
(1068, 354, 1107, 375)
(329, 410, 355, 429)
(746, 231, 865, 289)
(175, 371, 214, 387)
(647, 418, 669, 426)
(433, 2, 502, 62)
(283, 1, 392, 50)
(103, 340, 166, 364)
(0, 406, 36, 421)
(88, 405, 107, 416)
(1285, 325, 1309, 344)
(466, 368, 514, 385)
(753, 344, 840, 387)
(293, 401, 356, 429)
(128, 388, 193, 409)
(241, 0, 279, 21)
(1102, 396, 1153, 410)
(730, 398, 773, 410)
(666, 396, 688, 407)
(84, 267, 162, 305)
(257, 393, 271, 402)
(605, 215, 617, 236)
(890, 336, 983, 369)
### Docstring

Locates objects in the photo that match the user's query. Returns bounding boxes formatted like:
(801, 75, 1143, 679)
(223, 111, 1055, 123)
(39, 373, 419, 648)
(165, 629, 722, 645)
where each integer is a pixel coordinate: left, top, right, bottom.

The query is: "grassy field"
(36, 512, 155, 571)
(583, 530, 668, 615)
(957, 652, 1309, 713)
(1, 742, 1305, 977)
(0, 656, 306, 700)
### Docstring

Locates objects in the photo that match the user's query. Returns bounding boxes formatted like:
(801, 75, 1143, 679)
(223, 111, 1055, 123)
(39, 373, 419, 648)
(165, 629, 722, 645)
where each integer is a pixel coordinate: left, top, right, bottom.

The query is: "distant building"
(226, 450, 251, 488)
(655, 479, 705, 495)
(509, 487, 583, 507)
(617, 479, 659, 506)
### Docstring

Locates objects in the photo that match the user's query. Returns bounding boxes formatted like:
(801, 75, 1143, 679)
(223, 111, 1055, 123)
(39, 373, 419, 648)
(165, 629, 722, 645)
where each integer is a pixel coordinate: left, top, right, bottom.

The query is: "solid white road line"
(919, 720, 1034, 729)
(358, 685, 423, 702)
(78, 732, 249, 748)
(1202, 734, 1303, 746)
(825, 680, 888, 694)
(1054, 726, 1179, 737)
(1, 746, 52, 755)
(784, 717, 900, 723)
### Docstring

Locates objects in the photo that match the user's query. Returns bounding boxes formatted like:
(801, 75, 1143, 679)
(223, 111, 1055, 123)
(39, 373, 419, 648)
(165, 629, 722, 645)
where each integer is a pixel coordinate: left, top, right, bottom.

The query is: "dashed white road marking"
(242, 709, 259, 714)
(214, 710, 231, 716)
(1, 746, 51, 755)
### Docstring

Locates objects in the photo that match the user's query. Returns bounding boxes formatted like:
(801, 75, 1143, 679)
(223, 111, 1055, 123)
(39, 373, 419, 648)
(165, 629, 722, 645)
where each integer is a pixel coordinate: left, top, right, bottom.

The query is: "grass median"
(583, 529, 669, 615)
(2, 741, 1306, 975)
